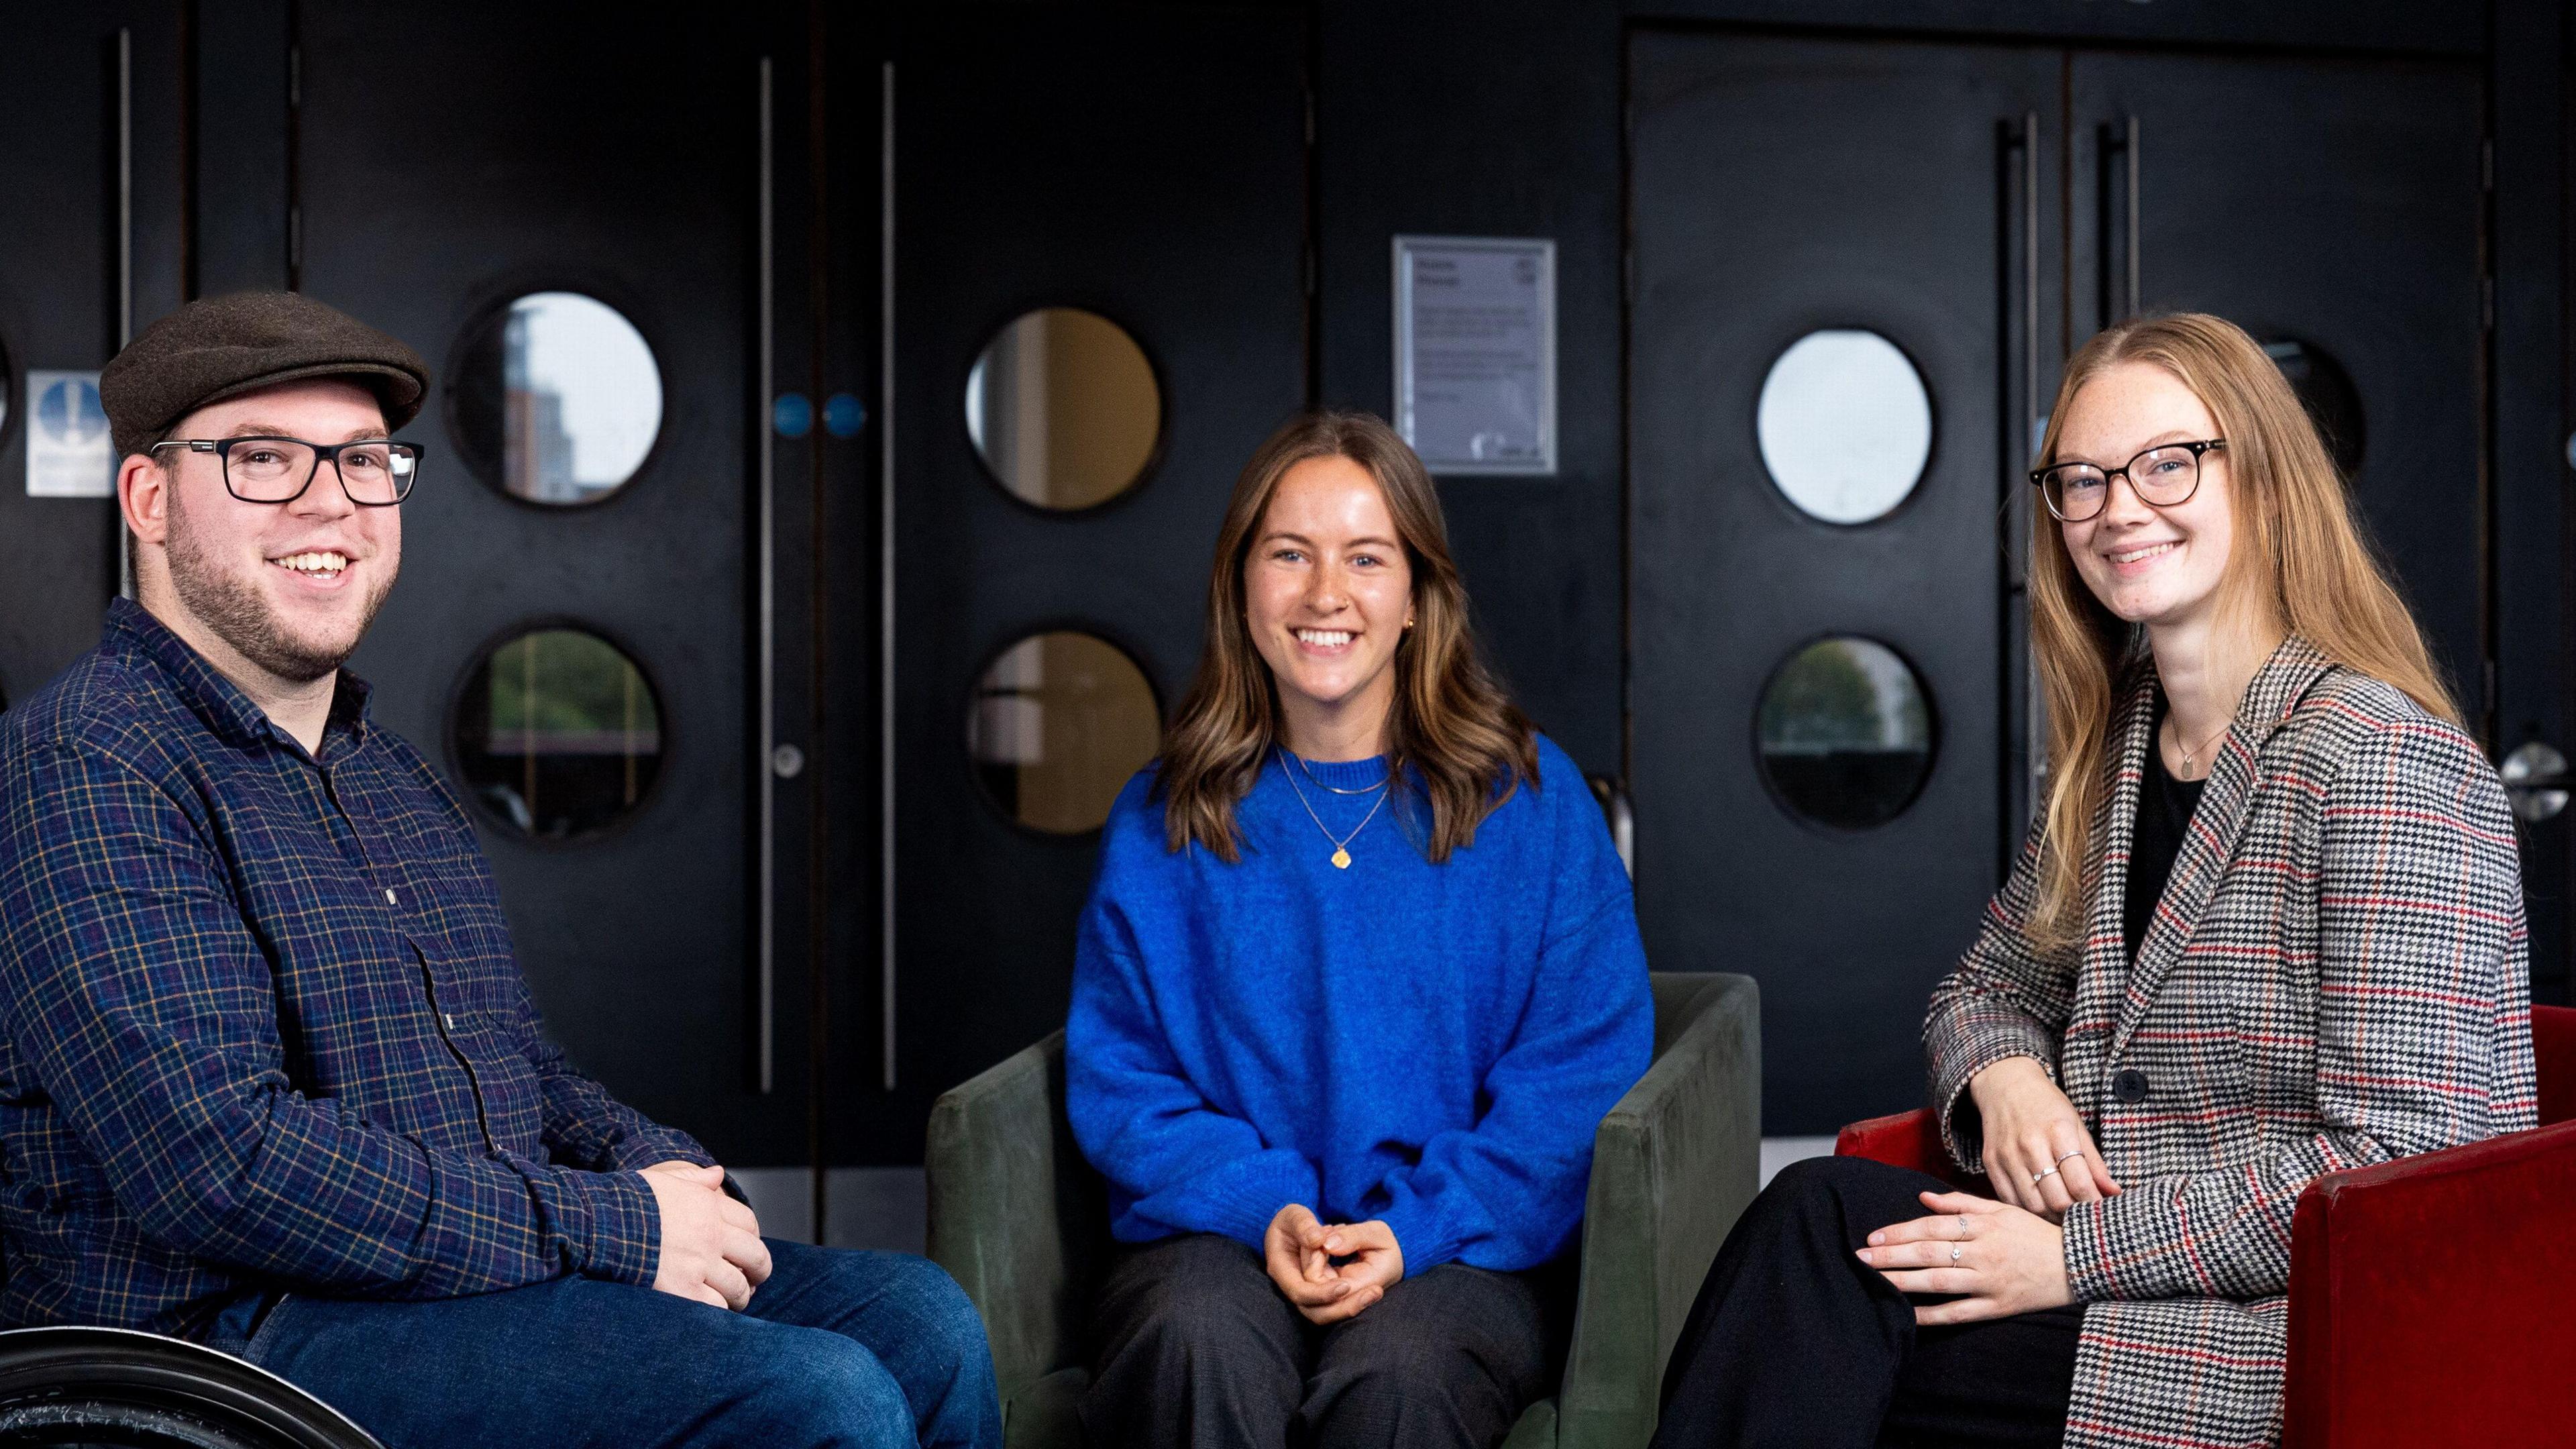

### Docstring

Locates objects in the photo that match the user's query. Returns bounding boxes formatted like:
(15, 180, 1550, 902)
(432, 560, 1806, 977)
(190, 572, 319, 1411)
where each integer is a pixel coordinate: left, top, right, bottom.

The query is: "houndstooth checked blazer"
(1923, 635, 2535, 1449)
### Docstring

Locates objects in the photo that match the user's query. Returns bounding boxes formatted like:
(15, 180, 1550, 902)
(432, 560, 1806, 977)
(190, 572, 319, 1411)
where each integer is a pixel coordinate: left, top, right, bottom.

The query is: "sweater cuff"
(1373, 1197, 1461, 1276)
(1126, 1148, 1322, 1252)
(1201, 1152, 1322, 1250)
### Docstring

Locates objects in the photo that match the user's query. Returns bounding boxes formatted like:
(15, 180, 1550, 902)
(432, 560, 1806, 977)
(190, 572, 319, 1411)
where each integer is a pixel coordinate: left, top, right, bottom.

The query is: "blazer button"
(2112, 1069, 2149, 1104)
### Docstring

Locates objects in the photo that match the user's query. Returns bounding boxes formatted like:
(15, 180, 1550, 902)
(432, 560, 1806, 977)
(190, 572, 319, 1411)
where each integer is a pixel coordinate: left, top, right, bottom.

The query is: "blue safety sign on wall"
(26, 370, 115, 499)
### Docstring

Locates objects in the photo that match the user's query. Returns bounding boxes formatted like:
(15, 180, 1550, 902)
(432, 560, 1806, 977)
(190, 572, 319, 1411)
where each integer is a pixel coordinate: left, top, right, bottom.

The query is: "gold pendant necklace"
(2165, 712, 2232, 782)
(1277, 746, 1391, 869)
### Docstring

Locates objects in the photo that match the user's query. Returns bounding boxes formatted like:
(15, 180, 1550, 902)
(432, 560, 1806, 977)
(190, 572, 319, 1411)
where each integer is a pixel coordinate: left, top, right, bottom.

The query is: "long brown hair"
(1156, 411, 1538, 862)
(2026, 313, 2459, 945)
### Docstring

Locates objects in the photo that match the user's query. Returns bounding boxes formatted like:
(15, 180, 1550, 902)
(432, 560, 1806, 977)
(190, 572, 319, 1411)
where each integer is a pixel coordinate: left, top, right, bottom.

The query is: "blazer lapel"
(2108, 635, 2337, 1055)
(2078, 662, 2156, 1061)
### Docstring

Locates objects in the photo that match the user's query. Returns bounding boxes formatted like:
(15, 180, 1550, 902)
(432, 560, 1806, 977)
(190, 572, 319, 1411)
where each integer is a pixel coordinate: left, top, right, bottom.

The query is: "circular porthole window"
(966, 630, 1161, 834)
(1756, 636, 1935, 830)
(1756, 329, 1933, 525)
(450, 292, 663, 506)
(452, 626, 663, 840)
(965, 308, 1162, 511)
(2259, 337, 2365, 477)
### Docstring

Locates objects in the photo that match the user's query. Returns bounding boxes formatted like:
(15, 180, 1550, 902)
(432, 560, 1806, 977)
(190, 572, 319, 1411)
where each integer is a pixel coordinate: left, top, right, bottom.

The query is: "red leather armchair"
(1834, 1005, 2576, 1449)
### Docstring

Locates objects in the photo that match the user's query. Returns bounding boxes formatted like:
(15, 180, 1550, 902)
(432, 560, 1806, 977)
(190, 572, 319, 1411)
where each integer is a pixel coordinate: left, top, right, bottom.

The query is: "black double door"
(1630, 30, 2495, 1134)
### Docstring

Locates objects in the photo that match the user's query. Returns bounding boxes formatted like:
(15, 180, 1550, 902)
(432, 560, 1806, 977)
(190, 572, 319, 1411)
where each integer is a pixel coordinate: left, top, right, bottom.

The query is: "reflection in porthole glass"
(1756, 637, 1935, 830)
(1756, 329, 1933, 525)
(967, 631, 1161, 834)
(451, 292, 662, 505)
(453, 627, 662, 839)
(965, 308, 1161, 510)
(2260, 338, 2365, 477)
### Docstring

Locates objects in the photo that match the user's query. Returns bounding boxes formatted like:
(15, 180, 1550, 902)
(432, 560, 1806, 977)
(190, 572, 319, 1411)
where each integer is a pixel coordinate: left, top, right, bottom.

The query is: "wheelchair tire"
(0, 1327, 378, 1448)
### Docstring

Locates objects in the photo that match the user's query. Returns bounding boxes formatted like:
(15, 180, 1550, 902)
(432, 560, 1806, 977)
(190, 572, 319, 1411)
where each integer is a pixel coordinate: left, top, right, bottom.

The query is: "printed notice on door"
(1393, 236, 1556, 476)
(25, 370, 116, 498)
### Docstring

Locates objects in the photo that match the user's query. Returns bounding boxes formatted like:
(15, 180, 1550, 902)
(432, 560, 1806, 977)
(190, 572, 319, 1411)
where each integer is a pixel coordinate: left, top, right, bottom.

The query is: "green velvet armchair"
(924, 971, 1761, 1449)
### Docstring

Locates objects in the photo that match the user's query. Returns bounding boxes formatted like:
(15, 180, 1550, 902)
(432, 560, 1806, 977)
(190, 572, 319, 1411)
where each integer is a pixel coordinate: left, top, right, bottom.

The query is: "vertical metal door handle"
(755, 56, 777, 1094)
(1586, 775, 1634, 877)
(2020, 111, 2046, 821)
(117, 27, 135, 602)
(2022, 112, 2041, 460)
(879, 63, 900, 1093)
(2125, 114, 2141, 318)
(2095, 117, 2143, 324)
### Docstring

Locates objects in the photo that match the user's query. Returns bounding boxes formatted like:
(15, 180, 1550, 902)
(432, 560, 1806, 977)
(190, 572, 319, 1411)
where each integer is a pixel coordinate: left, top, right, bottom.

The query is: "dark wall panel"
(1316, 0, 1626, 777)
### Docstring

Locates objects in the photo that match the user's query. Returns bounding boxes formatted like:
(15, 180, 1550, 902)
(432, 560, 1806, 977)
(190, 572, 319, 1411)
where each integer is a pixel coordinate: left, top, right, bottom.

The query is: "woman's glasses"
(2031, 439, 2224, 523)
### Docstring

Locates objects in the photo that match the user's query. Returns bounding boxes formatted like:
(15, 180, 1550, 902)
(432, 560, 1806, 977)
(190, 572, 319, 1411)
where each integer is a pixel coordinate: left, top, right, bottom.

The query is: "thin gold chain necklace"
(2163, 712, 2232, 781)
(1276, 746, 1391, 869)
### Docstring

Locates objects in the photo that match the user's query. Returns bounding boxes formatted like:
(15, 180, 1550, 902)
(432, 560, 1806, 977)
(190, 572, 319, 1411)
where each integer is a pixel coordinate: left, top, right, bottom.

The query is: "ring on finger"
(2055, 1150, 2085, 1167)
(1956, 1214, 1970, 1240)
(1950, 1242, 1963, 1264)
(2031, 1165, 2061, 1185)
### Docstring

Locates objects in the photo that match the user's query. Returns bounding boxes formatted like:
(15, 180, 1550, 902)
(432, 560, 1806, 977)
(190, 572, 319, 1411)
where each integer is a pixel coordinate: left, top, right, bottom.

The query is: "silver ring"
(1956, 1214, 1970, 1239)
(2032, 1165, 2060, 1184)
(1950, 1242, 1963, 1264)
(2055, 1150, 2084, 1166)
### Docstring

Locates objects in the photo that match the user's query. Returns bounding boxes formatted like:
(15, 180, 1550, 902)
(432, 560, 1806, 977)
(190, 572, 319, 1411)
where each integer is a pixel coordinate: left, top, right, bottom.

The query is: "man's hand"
(1968, 1056, 2119, 1223)
(1262, 1205, 1404, 1326)
(1856, 1189, 2072, 1326)
(639, 1161, 770, 1310)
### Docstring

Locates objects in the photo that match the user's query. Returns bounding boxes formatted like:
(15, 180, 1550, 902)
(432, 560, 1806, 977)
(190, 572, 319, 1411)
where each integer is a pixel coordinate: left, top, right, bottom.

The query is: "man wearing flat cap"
(0, 292, 999, 1448)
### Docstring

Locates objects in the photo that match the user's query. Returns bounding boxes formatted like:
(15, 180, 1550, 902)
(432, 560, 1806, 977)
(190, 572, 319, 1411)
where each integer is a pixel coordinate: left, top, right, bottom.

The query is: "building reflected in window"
(455, 290, 662, 506)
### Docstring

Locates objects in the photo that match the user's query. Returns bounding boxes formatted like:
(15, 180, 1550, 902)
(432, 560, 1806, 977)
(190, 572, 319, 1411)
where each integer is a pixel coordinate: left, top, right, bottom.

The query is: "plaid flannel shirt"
(0, 600, 708, 1339)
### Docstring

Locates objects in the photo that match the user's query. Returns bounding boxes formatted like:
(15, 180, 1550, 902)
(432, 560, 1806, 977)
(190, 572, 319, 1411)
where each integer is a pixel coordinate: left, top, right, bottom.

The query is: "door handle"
(754, 54, 777, 1093)
(1589, 775, 1635, 877)
(2097, 115, 2141, 322)
(2502, 741, 2570, 823)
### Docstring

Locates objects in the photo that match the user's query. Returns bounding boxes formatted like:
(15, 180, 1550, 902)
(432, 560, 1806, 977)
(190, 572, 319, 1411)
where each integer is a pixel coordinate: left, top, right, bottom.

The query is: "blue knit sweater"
(1065, 735, 1652, 1274)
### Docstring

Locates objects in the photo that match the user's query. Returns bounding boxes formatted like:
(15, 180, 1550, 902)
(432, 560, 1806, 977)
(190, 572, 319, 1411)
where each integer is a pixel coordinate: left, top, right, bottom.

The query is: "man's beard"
(165, 491, 394, 684)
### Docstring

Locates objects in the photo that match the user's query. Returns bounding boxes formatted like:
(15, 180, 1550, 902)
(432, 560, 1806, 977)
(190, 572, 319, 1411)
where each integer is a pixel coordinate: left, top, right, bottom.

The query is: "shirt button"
(2113, 1069, 2150, 1104)
(384, 888, 398, 906)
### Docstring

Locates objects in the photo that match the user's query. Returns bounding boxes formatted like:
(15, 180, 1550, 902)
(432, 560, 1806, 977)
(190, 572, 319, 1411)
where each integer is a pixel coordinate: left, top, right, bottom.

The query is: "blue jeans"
(244, 1239, 1000, 1449)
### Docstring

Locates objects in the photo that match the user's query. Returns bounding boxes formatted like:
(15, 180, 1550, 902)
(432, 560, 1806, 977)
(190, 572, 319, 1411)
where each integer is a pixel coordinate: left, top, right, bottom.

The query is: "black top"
(2125, 704, 2206, 964)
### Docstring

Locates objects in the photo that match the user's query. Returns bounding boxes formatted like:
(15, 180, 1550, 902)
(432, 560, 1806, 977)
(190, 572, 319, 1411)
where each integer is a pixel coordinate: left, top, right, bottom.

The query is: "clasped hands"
(1854, 1057, 2113, 1326)
(1263, 1203, 1403, 1325)
(640, 1159, 772, 1311)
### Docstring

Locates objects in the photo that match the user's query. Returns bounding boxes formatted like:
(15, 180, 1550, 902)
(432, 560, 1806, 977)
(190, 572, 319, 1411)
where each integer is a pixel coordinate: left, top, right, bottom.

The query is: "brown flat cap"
(101, 290, 429, 458)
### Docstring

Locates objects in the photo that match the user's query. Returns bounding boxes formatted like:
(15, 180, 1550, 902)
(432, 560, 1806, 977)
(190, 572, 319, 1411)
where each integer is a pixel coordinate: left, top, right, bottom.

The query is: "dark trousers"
(1083, 1232, 1568, 1449)
(244, 1239, 1001, 1449)
(1654, 1156, 2082, 1449)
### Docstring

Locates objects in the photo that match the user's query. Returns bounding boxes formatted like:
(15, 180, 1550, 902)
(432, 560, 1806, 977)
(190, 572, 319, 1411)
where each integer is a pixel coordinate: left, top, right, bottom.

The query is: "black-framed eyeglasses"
(148, 435, 425, 506)
(2030, 438, 2224, 523)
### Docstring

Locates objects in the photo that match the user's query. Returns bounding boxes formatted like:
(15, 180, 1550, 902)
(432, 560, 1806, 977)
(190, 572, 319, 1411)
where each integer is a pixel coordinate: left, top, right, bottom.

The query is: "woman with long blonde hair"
(1654, 314, 2532, 1449)
(1065, 411, 1652, 1449)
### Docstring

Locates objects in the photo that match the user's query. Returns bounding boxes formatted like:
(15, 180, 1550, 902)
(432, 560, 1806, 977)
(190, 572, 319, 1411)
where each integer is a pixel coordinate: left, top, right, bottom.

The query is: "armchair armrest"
(1556, 972, 1761, 1449)
(2282, 1118, 2576, 1448)
(925, 1030, 1109, 1405)
(1834, 1107, 1989, 1194)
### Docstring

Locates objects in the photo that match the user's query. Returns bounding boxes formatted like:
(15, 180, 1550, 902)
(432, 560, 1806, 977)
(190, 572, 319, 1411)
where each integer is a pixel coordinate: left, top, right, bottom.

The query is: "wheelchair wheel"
(0, 1328, 378, 1448)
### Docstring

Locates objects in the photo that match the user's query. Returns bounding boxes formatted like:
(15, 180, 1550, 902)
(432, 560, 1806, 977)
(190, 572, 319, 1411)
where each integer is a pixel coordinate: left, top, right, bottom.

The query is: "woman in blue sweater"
(1067, 411, 1652, 1449)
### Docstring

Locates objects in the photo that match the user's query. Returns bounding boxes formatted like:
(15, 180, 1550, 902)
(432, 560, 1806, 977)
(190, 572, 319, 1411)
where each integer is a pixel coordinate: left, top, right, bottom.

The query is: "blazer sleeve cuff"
(1927, 1022, 2059, 1177)
(2059, 1195, 2118, 1301)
